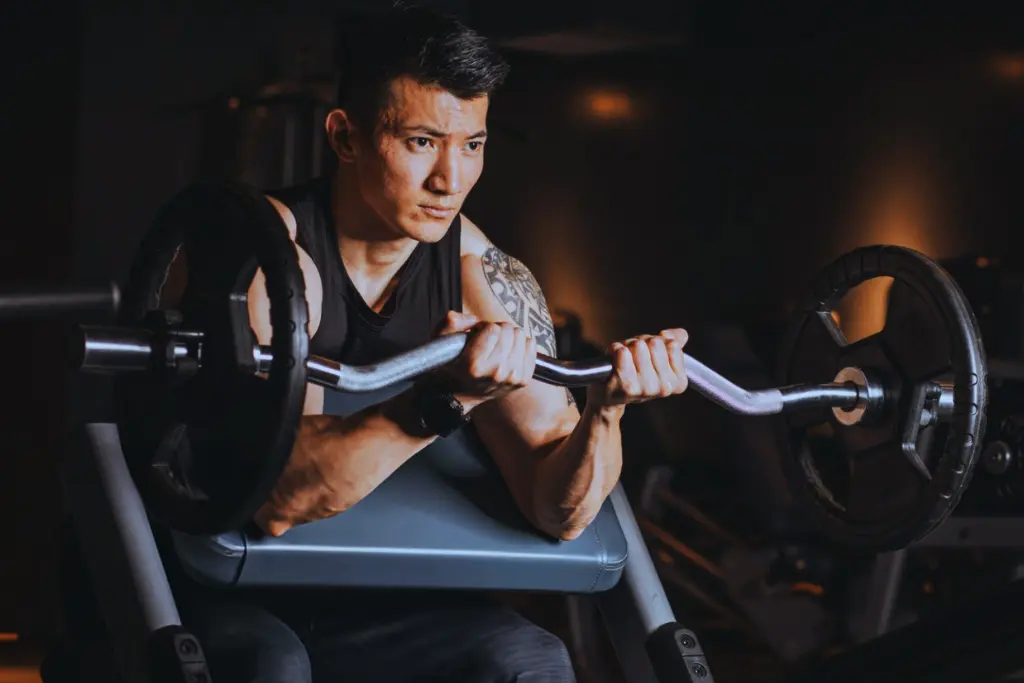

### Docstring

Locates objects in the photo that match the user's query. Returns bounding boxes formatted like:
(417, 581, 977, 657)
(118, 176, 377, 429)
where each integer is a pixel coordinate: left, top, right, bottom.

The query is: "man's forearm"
(532, 402, 625, 541)
(256, 390, 439, 535)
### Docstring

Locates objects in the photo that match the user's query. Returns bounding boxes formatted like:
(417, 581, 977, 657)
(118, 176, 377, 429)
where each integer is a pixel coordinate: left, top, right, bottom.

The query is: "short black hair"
(335, 3, 510, 127)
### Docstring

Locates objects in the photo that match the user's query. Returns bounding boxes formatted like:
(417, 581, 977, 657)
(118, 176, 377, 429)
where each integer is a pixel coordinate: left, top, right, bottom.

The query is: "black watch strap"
(412, 377, 470, 437)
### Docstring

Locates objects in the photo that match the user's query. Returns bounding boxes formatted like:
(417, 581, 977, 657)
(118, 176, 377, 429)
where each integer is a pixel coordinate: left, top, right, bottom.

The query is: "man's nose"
(426, 147, 462, 195)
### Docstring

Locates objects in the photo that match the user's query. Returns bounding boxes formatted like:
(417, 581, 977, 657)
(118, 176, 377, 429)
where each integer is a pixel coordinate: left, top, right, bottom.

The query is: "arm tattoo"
(481, 246, 556, 354)
(480, 247, 577, 408)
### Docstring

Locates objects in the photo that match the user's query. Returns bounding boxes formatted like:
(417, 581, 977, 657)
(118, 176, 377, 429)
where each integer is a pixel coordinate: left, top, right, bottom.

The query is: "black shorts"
(179, 587, 576, 683)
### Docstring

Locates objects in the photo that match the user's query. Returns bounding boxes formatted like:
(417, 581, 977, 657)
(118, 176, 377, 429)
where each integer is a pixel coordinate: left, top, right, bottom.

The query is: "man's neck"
(330, 170, 418, 309)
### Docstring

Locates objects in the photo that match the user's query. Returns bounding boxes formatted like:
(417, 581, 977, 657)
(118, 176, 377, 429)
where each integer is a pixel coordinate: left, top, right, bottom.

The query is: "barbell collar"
(76, 325, 160, 372)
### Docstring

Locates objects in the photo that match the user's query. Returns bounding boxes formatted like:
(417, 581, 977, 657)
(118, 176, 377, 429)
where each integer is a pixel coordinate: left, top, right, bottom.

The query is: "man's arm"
(460, 238, 625, 541)
(248, 197, 443, 536)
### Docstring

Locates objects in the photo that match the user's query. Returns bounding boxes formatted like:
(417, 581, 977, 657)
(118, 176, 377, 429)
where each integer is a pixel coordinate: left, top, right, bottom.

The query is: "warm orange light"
(523, 195, 608, 343)
(837, 278, 893, 343)
(976, 256, 991, 268)
(0, 633, 18, 642)
(542, 259, 603, 342)
(992, 55, 1024, 81)
(838, 153, 942, 339)
(584, 89, 633, 122)
(791, 582, 825, 597)
(227, 96, 241, 110)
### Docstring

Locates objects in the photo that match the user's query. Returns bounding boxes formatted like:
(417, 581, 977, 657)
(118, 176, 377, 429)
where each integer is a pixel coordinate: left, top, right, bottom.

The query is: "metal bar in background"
(0, 283, 119, 319)
(63, 424, 182, 683)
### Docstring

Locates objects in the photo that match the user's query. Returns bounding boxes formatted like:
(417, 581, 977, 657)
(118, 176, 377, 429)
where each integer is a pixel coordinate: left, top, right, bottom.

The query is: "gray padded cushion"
(170, 382, 627, 593)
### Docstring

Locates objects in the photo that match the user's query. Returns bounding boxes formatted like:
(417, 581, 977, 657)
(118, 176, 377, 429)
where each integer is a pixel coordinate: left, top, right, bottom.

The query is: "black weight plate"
(116, 182, 308, 535)
(777, 246, 987, 550)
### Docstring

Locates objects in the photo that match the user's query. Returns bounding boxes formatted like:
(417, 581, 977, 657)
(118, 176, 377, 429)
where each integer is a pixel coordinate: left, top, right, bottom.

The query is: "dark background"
(1, 0, 1022, 652)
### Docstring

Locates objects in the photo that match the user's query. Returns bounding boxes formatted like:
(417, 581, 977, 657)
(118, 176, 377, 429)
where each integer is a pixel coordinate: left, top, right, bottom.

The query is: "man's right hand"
(435, 310, 538, 411)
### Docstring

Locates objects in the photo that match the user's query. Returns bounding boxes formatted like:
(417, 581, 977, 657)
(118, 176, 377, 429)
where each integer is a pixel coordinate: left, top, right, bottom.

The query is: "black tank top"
(268, 177, 463, 368)
(156, 179, 468, 611)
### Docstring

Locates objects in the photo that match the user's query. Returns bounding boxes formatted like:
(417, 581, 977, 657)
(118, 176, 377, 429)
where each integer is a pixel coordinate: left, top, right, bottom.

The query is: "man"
(178, 5, 690, 683)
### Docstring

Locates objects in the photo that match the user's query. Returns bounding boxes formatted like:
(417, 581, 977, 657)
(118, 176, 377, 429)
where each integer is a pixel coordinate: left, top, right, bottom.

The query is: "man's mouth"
(420, 205, 456, 218)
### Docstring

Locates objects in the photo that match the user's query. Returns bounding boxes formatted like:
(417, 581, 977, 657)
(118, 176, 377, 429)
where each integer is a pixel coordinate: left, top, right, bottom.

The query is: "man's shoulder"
(458, 213, 491, 259)
(265, 194, 299, 242)
(457, 213, 539, 284)
(262, 176, 330, 243)
(456, 214, 554, 345)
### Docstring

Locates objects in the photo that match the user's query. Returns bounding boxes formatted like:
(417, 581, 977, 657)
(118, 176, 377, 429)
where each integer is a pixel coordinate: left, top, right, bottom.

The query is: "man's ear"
(325, 109, 359, 163)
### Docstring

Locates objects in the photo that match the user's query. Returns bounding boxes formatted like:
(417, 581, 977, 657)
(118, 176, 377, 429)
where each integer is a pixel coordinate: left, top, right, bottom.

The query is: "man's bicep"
(462, 247, 580, 433)
(478, 246, 559, 356)
(477, 246, 580, 411)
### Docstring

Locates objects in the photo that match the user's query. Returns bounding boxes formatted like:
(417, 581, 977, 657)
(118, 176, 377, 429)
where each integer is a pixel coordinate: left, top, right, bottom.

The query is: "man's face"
(347, 75, 489, 242)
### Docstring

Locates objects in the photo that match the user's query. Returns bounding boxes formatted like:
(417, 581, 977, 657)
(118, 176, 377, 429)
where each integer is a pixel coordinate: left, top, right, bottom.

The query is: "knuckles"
(609, 330, 690, 400)
(462, 321, 534, 384)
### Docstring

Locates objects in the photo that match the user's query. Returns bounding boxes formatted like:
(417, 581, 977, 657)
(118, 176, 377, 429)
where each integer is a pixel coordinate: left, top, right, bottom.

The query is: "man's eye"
(466, 141, 483, 152)
(411, 137, 432, 148)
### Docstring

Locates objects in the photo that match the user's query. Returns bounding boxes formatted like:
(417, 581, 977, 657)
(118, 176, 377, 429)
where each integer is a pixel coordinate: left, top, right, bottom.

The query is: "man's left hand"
(587, 329, 689, 408)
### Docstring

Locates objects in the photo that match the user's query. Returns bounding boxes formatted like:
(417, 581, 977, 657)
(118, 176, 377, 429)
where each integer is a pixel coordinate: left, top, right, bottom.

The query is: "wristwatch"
(411, 376, 470, 437)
